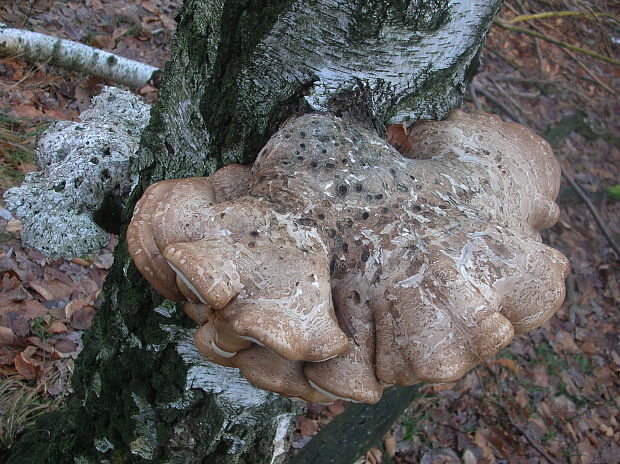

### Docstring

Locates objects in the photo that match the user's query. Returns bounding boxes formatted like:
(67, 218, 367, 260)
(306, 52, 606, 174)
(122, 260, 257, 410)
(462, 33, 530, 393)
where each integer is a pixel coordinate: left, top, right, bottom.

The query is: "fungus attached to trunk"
(128, 110, 569, 404)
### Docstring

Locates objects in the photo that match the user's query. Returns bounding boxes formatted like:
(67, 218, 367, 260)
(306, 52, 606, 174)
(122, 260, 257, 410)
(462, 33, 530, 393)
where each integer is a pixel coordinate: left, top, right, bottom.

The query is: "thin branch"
(468, 84, 481, 110)
(489, 80, 538, 127)
(551, 35, 617, 95)
(526, 15, 618, 95)
(484, 45, 528, 76)
(488, 399, 564, 464)
(493, 19, 620, 66)
(509, 10, 619, 24)
(559, 165, 620, 258)
(472, 84, 525, 125)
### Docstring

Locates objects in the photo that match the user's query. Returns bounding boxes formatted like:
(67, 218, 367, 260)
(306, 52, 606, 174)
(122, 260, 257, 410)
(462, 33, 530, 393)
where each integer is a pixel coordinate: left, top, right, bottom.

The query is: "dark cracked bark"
(7, 1, 501, 463)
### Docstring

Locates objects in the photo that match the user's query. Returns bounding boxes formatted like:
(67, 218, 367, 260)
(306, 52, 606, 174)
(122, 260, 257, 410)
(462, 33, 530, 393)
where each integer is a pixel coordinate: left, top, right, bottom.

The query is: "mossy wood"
(7, 0, 501, 462)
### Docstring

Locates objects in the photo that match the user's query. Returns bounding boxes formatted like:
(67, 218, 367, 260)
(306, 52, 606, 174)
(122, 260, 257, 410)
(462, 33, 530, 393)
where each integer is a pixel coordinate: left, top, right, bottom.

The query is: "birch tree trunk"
(7, 1, 501, 463)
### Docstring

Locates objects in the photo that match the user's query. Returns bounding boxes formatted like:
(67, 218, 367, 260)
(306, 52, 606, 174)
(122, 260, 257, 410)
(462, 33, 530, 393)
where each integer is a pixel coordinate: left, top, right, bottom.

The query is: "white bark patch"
(0, 26, 158, 88)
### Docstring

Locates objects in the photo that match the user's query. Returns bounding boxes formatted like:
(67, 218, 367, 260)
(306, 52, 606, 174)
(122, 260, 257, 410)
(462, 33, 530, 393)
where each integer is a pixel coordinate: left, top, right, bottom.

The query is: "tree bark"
(289, 386, 421, 464)
(0, 25, 159, 89)
(7, 1, 501, 463)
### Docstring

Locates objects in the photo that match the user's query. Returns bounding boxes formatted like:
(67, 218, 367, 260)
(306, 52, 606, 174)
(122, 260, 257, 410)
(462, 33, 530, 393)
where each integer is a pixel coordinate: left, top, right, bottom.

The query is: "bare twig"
(509, 10, 619, 24)
(490, 80, 538, 127)
(559, 164, 620, 259)
(472, 84, 525, 124)
(557, 43, 617, 95)
(484, 46, 528, 76)
(468, 84, 481, 110)
(528, 16, 618, 95)
(488, 398, 564, 464)
(566, 272, 577, 325)
(493, 19, 620, 66)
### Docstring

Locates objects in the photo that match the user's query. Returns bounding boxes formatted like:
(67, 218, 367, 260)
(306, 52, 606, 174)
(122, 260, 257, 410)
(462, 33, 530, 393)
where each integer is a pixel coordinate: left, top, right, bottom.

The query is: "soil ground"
(0, 1, 618, 463)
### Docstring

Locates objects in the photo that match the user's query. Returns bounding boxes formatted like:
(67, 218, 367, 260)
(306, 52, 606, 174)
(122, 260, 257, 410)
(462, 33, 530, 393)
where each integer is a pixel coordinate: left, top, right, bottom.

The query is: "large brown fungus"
(127, 110, 569, 404)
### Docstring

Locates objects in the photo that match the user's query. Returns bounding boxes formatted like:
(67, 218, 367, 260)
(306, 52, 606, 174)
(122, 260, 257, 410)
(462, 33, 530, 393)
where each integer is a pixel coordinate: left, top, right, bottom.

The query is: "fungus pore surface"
(127, 110, 569, 404)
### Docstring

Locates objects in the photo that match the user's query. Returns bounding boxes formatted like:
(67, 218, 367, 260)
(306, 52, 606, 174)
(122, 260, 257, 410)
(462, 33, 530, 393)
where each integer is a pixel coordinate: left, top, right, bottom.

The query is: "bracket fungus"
(128, 110, 569, 404)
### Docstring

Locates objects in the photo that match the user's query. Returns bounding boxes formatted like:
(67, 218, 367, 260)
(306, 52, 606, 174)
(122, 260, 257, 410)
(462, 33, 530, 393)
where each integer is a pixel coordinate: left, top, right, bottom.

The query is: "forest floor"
(0, 1, 618, 463)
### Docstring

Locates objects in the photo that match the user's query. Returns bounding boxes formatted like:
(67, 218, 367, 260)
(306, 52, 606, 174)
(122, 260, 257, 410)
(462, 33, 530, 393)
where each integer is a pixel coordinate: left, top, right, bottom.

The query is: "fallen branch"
(289, 385, 421, 464)
(493, 19, 620, 66)
(0, 24, 159, 88)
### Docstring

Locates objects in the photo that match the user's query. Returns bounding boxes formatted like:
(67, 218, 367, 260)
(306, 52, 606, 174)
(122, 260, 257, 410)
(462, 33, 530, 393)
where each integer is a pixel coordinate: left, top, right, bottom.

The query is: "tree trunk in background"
(7, 1, 501, 463)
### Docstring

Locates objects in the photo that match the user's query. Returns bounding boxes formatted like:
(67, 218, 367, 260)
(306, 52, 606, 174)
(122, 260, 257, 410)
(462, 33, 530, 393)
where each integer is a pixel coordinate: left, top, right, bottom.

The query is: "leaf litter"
(1, 0, 619, 462)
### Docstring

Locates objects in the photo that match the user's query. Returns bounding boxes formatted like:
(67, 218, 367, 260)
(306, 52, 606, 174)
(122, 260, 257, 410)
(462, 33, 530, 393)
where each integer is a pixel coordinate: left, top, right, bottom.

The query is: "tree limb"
(0, 25, 159, 88)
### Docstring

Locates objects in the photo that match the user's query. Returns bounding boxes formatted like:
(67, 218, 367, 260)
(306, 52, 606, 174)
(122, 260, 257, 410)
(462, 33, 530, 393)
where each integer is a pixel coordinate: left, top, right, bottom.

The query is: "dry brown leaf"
(142, 1, 159, 15)
(70, 305, 95, 330)
(0, 283, 29, 305)
(599, 424, 614, 438)
(326, 401, 345, 417)
(530, 364, 550, 388)
(386, 124, 412, 155)
(48, 321, 69, 334)
(488, 358, 520, 374)
(551, 330, 580, 354)
(0, 326, 18, 345)
(43, 108, 71, 120)
(14, 350, 36, 379)
(297, 417, 319, 436)
(52, 337, 78, 356)
(581, 341, 597, 355)
(91, 35, 110, 49)
(21, 344, 37, 360)
(65, 299, 90, 320)
(26, 336, 55, 354)
(9, 105, 45, 119)
(20, 299, 48, 319)
(474, 429, 498, 464)
(29, 277, 72, 301)
(28, 281, 54, 300)
(112, 26, 130, 42)
(71, 258, 91, 267)
(7, 313, 30, 337)
(365, 446, 382, 464)
(139, 85, 158, 95)
(593, 366, 616, 388)
(573, 440, 598, 464)
(384, 431, 396, 457)
(0, 346, 19, 365)
(18, 163, 39, 174)
(5, 218, 23, 233)
(93, 251, 113, 269)
(462, 449, 477, 464)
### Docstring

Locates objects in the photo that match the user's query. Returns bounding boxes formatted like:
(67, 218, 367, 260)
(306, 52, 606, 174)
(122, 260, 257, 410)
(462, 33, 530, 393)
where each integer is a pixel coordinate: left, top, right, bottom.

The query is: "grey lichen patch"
(93, 437, 114, 453)
(3, 86, 150, 258)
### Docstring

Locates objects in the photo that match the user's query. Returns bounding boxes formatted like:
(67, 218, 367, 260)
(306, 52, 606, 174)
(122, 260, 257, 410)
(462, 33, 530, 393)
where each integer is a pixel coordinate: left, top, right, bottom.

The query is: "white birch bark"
(0, 25, 158, 88)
